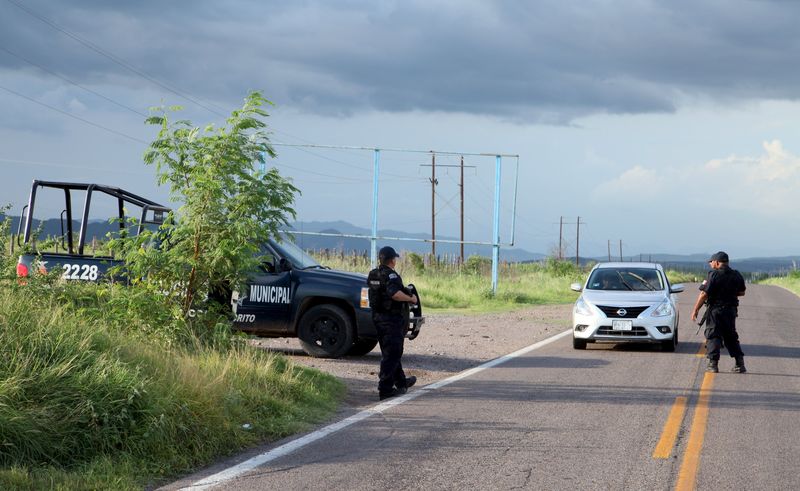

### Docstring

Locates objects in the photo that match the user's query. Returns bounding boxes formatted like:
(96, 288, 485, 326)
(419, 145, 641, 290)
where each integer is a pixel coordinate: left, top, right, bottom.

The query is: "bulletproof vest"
(707, 267, 743, 307)
(367, 267, 394, 313)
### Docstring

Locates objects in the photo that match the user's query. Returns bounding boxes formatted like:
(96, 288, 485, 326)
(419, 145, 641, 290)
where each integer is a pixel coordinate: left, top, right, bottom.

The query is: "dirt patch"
(251, 304, 574, 411)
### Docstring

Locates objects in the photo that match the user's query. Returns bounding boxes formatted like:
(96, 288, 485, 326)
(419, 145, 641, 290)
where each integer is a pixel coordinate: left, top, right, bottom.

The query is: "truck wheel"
(298, 305, 355, 358)
(573, 337, 587, 350)
(347, 337, 379, 356)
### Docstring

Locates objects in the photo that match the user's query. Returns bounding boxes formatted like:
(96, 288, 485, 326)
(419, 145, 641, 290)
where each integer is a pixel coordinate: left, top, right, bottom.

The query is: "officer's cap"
(378, 246, 400, 261)
(709, 251, 729, 263)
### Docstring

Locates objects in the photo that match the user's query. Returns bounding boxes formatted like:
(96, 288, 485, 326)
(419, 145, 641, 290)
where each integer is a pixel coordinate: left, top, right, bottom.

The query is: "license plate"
(612, 320, 633, 331)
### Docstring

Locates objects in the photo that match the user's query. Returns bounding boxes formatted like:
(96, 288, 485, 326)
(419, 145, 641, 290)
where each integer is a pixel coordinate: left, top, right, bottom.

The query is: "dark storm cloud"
(1, 0, 800, 121)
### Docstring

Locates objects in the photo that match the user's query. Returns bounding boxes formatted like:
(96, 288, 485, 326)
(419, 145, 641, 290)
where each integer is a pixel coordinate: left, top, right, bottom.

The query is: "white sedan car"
(570, 263, 684, 351)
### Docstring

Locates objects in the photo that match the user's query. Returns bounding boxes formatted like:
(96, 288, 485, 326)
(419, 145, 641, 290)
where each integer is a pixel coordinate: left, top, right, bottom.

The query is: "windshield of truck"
(270, 238, 320, 269)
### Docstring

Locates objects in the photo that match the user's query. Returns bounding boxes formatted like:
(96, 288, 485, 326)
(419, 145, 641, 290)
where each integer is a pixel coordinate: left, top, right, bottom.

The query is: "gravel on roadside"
(251, 304, 574, 411)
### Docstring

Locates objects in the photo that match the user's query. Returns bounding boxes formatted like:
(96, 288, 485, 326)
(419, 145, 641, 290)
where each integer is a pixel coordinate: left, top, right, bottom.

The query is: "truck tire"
(573, 337, 587, 350)
(347, 337, 379, 356)
(298, 304, 355, 358)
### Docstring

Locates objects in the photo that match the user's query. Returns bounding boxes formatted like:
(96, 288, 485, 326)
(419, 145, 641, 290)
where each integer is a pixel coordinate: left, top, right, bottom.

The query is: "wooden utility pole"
(619, 240, 623, 261)
(608, 240, 611, 261)
(460, 155, 465, 263)
(559, 216, 564, 260)
(576, 216, 581, 266)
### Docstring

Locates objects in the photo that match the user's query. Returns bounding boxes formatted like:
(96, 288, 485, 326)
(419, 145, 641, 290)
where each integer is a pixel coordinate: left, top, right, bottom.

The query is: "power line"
(0, 156, 148, 175)
(0, 83, 148, 145)
(0, 46, 148, 117)
(4, 0, 227, 117)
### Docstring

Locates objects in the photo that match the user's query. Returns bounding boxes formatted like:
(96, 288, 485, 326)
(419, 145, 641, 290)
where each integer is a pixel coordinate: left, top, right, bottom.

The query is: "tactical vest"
(367, 267, 395, 313)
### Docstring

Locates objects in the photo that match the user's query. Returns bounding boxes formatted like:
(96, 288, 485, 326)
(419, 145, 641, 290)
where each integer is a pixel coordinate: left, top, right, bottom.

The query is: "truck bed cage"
(19, 180, 171, 256)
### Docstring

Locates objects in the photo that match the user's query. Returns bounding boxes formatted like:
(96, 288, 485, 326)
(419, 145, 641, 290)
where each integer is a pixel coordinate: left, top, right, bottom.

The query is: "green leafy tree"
(0, 205, 13, 278)
(116, 92, 299, 317)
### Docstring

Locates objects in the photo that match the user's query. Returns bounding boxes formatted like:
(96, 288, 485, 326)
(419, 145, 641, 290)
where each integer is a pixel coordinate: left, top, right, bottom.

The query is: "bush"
(464, 255, 491, 275)
(407, 252, 425, 275)
(544, 257, 579, 277)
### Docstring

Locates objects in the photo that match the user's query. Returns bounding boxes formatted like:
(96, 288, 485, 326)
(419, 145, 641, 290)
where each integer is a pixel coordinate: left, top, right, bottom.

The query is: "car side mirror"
(570, 282, 583, 292)
(279, 258, 292, 272)
(670, 284, 685, 293)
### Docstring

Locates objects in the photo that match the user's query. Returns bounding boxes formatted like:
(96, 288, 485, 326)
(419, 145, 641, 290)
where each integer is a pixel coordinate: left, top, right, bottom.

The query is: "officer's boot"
(732, 356, 747, 373)
(706, 358, 719, 373)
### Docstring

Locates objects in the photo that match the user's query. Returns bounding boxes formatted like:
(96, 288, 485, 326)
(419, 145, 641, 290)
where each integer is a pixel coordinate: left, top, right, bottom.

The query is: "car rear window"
(586, 268, 664, 291)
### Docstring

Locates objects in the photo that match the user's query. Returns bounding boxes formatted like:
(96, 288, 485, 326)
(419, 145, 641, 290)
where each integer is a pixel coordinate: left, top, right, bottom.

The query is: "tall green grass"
(314, 252, 584, 312)
(759, 271, 800, 297)
(313, 251, 701, 313)
(0, 281, 343, 489)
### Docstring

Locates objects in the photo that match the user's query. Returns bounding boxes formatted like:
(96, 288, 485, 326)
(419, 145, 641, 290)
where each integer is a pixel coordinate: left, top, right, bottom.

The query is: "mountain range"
(4, 215, 799, 274)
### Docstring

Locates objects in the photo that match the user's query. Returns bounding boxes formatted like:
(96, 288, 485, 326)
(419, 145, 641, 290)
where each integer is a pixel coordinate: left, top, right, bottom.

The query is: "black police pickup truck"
(15, 180, 424, 358)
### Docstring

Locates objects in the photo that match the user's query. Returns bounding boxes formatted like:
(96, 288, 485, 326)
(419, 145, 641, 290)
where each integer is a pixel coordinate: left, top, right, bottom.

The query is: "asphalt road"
(175, 284, 800, 490)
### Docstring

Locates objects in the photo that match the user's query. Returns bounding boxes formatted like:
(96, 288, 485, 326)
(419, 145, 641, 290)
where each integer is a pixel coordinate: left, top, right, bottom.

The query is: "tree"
(119, 92, 299, 317)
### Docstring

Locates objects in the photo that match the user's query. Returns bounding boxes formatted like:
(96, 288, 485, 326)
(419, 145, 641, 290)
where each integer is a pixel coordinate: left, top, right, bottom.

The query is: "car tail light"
(16, 263, 29, 277)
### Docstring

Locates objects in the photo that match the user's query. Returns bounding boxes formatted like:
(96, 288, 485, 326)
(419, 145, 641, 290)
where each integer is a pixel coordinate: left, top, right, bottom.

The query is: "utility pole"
(419, 157, 475, 262)
(559, 216, 564, 260)
(460, 155, 465, 263)
(607, 240, 611, 262)
(576, 216, 581, 266)
(619, 240, 623, 261)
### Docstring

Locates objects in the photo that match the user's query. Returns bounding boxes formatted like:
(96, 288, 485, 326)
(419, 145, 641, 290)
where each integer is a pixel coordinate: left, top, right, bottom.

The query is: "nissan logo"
(616, 308, 627, 317)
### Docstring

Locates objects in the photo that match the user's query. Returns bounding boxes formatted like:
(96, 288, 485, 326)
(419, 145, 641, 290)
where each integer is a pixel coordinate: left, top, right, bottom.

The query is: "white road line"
(182, 328, 573, 490)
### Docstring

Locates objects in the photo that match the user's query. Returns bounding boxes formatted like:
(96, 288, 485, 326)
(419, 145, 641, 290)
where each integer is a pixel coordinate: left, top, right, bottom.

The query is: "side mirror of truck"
(279, 258, 292, 272)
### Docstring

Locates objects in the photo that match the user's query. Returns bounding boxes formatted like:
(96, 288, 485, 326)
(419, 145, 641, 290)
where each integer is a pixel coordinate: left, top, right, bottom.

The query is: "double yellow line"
(652, 342, 715, 491)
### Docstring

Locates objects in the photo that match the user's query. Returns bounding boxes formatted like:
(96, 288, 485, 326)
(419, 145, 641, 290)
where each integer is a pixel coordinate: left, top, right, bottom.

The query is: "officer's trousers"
(705, 306, 744, 360)
(373, 313, 407, 395)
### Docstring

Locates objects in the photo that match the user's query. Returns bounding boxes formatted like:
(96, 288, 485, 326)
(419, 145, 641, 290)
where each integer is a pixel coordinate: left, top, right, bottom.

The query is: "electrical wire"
(0, 83, 148, 145)
(4, 0, 227, 117)
(0, 157, 149, 174)
(0, 46, 148, 117)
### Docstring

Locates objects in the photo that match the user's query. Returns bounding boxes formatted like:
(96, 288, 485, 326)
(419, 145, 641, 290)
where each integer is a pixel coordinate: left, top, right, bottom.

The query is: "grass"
(313, 252, 585, 313)
(313, 252, 703, 313)
(0, 280, 344, 490)
(758, 271, 800, 297)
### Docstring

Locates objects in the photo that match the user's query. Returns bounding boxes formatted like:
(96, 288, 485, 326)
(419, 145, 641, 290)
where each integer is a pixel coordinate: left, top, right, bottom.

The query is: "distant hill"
(287, 221, 547, 263)
(4, 214, 799, 274)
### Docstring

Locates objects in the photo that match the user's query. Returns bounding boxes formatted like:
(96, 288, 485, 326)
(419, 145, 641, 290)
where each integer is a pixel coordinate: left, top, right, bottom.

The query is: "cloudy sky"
(2, 0, 800, 259)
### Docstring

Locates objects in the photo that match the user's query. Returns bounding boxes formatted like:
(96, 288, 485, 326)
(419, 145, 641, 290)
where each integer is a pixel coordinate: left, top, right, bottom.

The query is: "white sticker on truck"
(61, 264, 99, 281)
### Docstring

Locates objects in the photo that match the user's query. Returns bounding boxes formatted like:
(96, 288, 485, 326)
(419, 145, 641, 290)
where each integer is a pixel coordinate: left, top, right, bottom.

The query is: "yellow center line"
(695, 342, 706, 358)
(675, 372, 716, 491)
(653, 396, 688, 459)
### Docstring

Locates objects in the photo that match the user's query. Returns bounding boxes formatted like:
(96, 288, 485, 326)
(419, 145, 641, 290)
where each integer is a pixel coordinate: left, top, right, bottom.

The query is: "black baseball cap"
(709, 251, 729, 262)
(378, 246, 400, 261)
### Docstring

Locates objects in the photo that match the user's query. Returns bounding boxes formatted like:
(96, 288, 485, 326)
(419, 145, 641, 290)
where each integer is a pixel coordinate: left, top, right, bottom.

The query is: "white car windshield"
(586, 268, 664, 291)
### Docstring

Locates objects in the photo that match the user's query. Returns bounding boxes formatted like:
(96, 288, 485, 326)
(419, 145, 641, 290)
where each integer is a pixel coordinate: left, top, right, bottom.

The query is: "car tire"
(573, 337, 587, 350)
(661, 332, 677, 352)
(298, 304, 355, 358)
(347, 337, 379, 356)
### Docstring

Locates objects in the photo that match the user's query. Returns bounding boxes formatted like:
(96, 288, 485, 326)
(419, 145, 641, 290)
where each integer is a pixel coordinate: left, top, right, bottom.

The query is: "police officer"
(690, 251, 747, 373)
(367, 246, 418, 400)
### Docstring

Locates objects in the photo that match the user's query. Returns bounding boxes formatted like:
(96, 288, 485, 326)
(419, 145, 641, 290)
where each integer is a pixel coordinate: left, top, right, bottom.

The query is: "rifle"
(695, 301, 709, 335)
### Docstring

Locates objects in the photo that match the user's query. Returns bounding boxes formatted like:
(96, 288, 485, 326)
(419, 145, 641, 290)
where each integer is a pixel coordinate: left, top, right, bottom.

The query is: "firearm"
(695, 301, 709, 335)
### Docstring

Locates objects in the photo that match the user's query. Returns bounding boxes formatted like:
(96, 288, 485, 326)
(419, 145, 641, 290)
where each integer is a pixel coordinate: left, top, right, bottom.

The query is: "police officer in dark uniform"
(691, 251, 747, 373)
(367, 246, 418, 400)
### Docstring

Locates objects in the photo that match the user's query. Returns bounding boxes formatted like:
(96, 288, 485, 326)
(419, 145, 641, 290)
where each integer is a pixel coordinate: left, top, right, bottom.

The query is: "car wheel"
(573, 337, 587, 350)
(347, 337, 379, 356)
(661, 333, 677, 352)
(298, 305, 355, 358)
